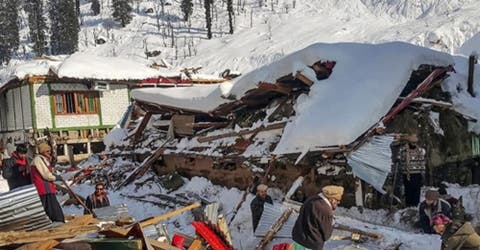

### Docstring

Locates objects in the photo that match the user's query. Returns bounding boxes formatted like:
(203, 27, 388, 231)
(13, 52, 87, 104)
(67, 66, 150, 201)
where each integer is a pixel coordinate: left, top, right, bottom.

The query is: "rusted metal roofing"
(0, 185, 52, 232)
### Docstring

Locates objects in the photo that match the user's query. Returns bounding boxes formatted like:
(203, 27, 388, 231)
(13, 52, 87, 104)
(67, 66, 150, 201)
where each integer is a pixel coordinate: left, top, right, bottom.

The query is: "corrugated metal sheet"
(254, 203, 298, 238)
(0, 185, 52, 232)
(347, 135, 394, 194)
(94, 204, 130, 221)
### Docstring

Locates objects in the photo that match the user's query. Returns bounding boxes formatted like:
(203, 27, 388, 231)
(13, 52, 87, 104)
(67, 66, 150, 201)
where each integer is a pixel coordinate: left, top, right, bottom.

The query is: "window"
(53, 91, 99, 115)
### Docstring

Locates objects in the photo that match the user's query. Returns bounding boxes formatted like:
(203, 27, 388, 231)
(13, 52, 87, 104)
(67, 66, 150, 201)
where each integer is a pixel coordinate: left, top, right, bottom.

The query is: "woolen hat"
(425, 189, 440, 200)
(16, 144, 28, 154)
(322, 185, 344, 200)
(430, 213, 451, 226)
(38, 143, 51, 154)
(257, 184, 268, 191)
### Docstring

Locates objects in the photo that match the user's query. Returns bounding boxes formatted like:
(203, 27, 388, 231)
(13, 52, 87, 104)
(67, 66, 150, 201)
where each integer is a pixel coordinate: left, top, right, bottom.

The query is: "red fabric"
(12, 152, 27, 167)
(191, 221, 229, 250)
(431, 213, 451, 226)
(273, 242, 290, 250)
(30, 161, 56, 195)
(171, 234, 185, 248)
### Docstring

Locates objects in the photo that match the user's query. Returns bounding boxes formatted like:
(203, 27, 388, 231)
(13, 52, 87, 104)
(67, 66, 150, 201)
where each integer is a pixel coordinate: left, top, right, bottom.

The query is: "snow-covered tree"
(112, 0, 132, 27)
(91, 0, 100, 15)
(227, 0, 234, 34)
(180, 0, 193, 21)
(204, 0, 212, 39)
(26, 0, 48, 57)
(0, 0, 19, 64)
(49, 0, 79, 55)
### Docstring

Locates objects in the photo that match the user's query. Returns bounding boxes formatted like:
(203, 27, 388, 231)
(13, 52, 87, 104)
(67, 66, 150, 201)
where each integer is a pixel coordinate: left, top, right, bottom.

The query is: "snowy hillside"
(7, 0, 480, 75)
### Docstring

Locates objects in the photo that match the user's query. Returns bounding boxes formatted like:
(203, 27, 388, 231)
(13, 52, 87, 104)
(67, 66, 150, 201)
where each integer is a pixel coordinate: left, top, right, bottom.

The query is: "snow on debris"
(131, 84, 226, 112)
(273, 42, 453, 154)
(56, 53, 161, 80)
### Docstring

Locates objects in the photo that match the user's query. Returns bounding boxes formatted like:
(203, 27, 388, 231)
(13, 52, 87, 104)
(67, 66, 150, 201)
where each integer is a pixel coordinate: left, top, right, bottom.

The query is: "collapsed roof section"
(131, 42, 453, 155)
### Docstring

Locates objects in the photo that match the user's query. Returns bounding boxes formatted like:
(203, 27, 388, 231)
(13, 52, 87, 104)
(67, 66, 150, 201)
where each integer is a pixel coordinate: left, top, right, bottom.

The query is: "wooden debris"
(61, 179, 96, 217)
(115, 146, 166, 190)
(0, 225, 101, 246)
(334, 224, 382, 240)
(187, 240, 203, 250)
(15, 240, 59, 250)
(147, 238, 181, 250)
(133, 111, 153, 142)
(135, 203, 201, 229)
(255, 209, 293, 250)
(294, 71, 314, 86)
(197, 122, 287, 143)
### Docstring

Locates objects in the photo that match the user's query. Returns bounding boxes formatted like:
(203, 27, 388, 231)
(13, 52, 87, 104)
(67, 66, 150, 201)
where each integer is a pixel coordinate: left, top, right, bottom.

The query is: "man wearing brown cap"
(419, 189, 452, 234)
(292, 185, 344, 250)
(30, 143, 65, 222)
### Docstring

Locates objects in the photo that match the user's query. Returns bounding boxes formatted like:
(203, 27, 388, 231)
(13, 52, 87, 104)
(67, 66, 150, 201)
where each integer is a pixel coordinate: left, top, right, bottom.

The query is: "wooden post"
(468, 54, 477, 97)
(355, 178, 364, 207)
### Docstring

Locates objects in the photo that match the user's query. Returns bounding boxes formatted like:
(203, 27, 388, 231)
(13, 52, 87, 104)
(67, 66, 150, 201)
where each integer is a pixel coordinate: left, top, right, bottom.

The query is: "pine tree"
(112, 0, 132, 27)
(227, 0, 234, 34)
(26, 0, 48, 57)
(91, 0, 100, 15)
(180, 0, 193, 21)
(49, 0, 79, 55)
(48, 0, 61, 54)
(0, 0, 19, 64)
(204, 0, 212, 39)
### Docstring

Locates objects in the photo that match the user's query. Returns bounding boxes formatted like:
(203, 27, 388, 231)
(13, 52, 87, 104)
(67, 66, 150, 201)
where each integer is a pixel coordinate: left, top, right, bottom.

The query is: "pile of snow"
(56, 53, 161, 80)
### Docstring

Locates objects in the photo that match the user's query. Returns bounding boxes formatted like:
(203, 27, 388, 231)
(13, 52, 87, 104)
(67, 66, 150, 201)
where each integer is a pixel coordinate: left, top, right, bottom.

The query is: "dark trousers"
(403, 173, 423, 206)
(39, 194, 65, 222)
(7, 175, 31, 190)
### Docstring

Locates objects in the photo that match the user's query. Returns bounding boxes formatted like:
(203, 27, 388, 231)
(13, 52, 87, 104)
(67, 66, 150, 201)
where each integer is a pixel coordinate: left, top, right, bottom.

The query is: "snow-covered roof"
(132, 42, 453, 155)
(0, 59, 62, 89)
(131, 84, 226, 112)
(56, 53, 161, 80)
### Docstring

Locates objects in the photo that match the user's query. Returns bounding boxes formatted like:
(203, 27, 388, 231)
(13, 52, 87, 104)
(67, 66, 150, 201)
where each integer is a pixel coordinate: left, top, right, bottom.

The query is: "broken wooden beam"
(0, 225, 101, 246)
(135, 203, 201, 229)
(133, 112, 153, 142)
(257, 82, 292, 95)
(468, 53, 477, 97)
(197, 121, 287, 143)
(334, 224, 382, 240)
(15, 240, 59, 250)
(294, 71, 314, 86)
(255, 209, 293, 250)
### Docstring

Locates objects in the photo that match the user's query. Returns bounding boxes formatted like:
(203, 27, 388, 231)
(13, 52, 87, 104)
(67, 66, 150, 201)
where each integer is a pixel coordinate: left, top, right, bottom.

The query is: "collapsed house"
(112, 42, 480, 208)
(0, 54, 228, 163)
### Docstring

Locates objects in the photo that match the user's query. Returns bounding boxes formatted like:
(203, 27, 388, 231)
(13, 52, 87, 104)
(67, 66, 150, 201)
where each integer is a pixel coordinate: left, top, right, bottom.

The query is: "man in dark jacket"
(431, 213, 480, 250)
(419, 189, 452, 234)
(84, 182, 110, 214)
(3, 144, 31, 190)
(292, 185, 344, 250)
(250, 184, 273, 232)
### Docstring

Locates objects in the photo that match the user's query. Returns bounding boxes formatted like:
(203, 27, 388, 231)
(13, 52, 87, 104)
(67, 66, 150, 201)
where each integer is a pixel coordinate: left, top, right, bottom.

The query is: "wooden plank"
(133, 112, 152, 142)
(135, 203, 201, 229)
(147, 238, 181, 250)
(64, 214, 95, 227)
(187, 240, 203, 250)
(294, 72, 314, 86)
(15, 240, 59, 250)
(89, 238, 143, 250)
(0, 225, 100, 246)
(334, 224, 382, 240)
(197, 122, 287, 143)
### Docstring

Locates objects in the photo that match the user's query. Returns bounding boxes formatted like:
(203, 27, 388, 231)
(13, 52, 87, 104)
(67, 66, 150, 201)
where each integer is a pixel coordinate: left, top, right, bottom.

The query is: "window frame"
(52, 91, 99, 115)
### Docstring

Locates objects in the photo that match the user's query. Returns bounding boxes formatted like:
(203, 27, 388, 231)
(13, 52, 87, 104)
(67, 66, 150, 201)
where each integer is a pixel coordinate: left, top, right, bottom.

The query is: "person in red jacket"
(4, 144, 31, 190)
(30, 143, 64, 222)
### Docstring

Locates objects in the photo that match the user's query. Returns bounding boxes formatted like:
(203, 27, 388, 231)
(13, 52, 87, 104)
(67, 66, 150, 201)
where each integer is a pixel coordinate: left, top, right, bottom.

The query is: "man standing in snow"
(30, 143, 65, 222)
(250, 184, 273, 232)
(419, 189, 452, 234)
(84, 182, 110, 214)
(292, 185, 344, 250)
